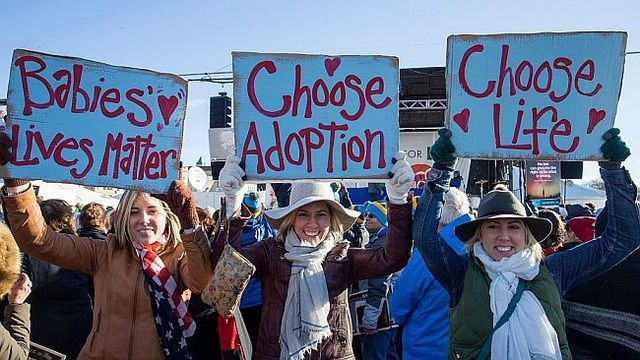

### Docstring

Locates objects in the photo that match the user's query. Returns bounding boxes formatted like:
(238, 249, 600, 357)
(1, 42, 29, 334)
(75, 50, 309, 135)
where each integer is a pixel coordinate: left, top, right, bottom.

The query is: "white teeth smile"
(304, 230, 319, 236)
(496, 246, 512, 252)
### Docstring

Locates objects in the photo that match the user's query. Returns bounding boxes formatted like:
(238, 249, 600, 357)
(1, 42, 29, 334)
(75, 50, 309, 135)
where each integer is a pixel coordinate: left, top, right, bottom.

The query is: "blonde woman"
(215, 152, 414, 360)
(414, 128, 640, 360)
(0, 156, 211, 359)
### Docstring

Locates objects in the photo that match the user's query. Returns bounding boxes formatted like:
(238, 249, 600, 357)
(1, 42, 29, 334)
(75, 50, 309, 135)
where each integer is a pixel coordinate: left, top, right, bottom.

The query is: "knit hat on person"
(243, 192, 262, 217)
(366, 201, 388, 226)
(566, 216, 596, 242)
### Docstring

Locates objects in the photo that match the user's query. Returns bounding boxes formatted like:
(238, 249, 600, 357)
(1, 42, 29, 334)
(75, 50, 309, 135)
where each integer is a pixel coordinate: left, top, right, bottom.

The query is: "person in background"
(391, 187, 471, 359)
(23, 199, 92, 359)
(360, 201, 399, 360)
(537, 209, 565, 257)
(334, 183, 369, 249)
(77, 203, 109, 241)
(562, 205, 640, 358)
(0, 222, 31, 360)
(239, 191, 277, 350)
(187, 207, 223, 360)
(449, 170, 464, 190)
(414, 128, 639, 359)
(555, 216, 596, 253)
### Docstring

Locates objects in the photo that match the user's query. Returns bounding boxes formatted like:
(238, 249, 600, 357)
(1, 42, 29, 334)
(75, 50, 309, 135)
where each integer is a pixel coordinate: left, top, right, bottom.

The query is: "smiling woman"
(0, 169, 213, 359)
(214, 152, 415, 360)
(414, 128, 640, 360)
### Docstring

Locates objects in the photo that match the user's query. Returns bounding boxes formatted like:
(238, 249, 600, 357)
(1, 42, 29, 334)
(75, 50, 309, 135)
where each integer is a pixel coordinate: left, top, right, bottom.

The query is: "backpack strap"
(476, 279, 526, 360)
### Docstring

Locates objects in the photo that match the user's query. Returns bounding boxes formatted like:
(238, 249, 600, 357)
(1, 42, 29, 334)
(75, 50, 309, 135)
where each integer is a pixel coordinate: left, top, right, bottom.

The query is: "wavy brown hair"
(79, 202, 109, 230)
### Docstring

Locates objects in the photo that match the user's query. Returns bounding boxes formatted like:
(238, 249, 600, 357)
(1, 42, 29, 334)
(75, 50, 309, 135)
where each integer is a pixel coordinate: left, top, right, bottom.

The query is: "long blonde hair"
(276, 201, 344, 242)
(465, 220, 544, 261)
(113, 191, 182, 251)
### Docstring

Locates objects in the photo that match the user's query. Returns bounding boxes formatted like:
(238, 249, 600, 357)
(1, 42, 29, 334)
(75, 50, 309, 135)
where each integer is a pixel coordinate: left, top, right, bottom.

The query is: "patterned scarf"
(136, 242, 195, 359)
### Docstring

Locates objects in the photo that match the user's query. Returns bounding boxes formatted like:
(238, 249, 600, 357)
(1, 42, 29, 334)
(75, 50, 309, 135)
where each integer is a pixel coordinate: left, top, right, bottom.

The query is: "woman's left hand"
(386, 151, 414, 205)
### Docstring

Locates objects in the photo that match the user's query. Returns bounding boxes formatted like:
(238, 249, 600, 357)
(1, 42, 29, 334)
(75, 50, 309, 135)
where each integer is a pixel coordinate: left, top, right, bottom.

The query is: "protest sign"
(2, 49, 187, 193)
(233, 52, 399, 180)
(446, 32, 626, 160)
(526, 160, 561, 207)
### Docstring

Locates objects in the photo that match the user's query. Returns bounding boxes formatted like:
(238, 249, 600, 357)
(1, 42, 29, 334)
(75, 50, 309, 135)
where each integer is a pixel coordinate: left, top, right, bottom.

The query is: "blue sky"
(1, 0, 639, 182)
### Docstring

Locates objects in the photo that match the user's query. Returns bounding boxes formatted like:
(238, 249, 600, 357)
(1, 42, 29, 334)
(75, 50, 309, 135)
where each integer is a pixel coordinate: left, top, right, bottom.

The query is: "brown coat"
(217, 201, 413, 359)
(2, 187, 213, 360)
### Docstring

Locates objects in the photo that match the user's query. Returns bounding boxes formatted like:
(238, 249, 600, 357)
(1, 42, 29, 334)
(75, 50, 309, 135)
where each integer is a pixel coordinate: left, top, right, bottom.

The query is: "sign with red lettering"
(446, 32, 626, 160)
(233, 52, 399, 180)
(1, 49, 187, 192)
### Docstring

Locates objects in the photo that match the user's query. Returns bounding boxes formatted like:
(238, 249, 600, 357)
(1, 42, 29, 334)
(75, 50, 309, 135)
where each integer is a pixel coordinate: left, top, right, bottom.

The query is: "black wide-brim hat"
(455, 189, 552, 242)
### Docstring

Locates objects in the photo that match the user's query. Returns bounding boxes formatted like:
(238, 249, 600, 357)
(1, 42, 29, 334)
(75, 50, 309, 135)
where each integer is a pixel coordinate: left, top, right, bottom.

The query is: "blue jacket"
(390, 215, 469, 360)
(239, 215, 277, 309)
(414, 164, 640, 306)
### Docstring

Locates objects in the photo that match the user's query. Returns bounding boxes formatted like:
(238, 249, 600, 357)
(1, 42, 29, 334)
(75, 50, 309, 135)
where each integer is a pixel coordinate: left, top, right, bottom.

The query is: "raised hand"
(386, 151, 414, 205)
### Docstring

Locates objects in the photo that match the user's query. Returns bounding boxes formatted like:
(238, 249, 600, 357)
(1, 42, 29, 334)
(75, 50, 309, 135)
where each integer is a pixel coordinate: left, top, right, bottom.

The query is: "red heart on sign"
(158, 95, 179, 126)
(324, 57, 341, 77)
(587, 108, 606, 135)
(453, 108, 470, 133)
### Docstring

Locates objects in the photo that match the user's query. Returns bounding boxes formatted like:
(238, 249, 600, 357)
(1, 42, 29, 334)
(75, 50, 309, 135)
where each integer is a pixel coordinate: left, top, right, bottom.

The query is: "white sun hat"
(264, 182, 361, 229)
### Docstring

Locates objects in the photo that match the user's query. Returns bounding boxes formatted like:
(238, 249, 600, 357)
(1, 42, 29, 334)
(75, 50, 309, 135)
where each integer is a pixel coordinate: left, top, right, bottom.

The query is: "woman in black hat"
(413, 128, 640, 360)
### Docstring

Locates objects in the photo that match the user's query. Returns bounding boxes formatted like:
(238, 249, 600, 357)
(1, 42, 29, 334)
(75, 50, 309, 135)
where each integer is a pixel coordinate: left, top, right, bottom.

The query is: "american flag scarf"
(138, 243, 196, 359)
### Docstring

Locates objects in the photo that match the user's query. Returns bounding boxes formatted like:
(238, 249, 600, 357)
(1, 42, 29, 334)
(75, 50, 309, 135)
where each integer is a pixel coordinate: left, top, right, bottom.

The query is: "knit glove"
(219, 155, 246, 218)
(386, 152, 414, 205)
(154, 180, 199, 229)
(429, 128, 456, 168)
(599, 128, 630, 170)
(0, 132, 30, 189)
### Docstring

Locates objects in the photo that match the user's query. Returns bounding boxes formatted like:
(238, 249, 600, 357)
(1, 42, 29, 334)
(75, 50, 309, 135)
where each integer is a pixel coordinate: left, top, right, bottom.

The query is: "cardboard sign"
(2, 49, 187, 193)
(233, 52, 399, 180)
(526, 160, 561, 207)
(446, 32, 626, 160)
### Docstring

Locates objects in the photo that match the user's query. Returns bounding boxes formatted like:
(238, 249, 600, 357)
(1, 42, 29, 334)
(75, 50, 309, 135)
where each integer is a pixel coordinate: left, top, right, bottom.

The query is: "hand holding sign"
(429, 128, 457, 168)
(219, 155, 246, 217)
(386, 152, 414, 205)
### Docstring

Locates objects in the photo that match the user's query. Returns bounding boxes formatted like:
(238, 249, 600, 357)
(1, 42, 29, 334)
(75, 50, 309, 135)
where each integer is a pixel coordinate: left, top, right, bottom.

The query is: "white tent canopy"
(29, 181, 120, 209)
(563, 181, 606, 209)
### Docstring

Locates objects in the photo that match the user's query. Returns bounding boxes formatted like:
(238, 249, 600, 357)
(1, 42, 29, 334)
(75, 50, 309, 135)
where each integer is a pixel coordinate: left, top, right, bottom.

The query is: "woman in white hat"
(414, 128, 640, 360)
(216, 152, 415, 360)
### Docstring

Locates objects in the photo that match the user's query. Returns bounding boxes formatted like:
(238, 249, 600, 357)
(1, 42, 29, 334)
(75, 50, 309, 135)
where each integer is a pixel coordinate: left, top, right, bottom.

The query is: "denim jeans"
(360, 328, 399, 360)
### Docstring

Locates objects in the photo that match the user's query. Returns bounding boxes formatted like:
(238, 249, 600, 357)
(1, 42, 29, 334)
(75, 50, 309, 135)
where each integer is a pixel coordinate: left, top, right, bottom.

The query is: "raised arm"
(413, 129, 467, 301)
(350, 152, 414, 281)
(546, 129, 640, 294)
(2, 185, 105, 275)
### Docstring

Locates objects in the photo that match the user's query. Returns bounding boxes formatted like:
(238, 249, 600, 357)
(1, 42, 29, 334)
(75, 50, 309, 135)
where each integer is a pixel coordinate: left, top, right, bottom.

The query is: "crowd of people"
(0, 126, 637, 360)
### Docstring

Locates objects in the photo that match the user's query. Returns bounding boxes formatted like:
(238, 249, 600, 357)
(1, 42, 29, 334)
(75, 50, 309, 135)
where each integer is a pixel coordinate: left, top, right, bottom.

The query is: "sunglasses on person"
(365, 213, 376, 219)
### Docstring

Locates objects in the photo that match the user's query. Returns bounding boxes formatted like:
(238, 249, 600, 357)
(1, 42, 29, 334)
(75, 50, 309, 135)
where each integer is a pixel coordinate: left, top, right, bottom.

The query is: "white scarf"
(279, 230, 334, 360)
(473, 243, 562, 360)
